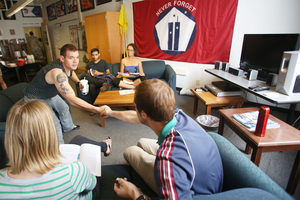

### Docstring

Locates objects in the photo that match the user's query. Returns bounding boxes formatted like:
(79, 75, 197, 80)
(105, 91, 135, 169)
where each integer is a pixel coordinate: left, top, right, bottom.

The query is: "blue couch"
(99, 132, 294, 200)
(76, 60, 176, 104)
(0, 82, 29, 169)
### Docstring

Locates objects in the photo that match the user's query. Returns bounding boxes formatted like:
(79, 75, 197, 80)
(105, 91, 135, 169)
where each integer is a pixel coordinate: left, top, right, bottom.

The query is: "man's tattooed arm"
(56, 73, 69, 95)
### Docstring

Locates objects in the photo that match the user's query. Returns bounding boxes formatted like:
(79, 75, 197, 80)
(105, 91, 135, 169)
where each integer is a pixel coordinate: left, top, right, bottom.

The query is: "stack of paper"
(233, 111, 280, 131)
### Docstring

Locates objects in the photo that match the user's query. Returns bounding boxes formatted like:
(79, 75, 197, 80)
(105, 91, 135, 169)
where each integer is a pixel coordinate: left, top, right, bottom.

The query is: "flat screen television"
(239, 34, 300, 81)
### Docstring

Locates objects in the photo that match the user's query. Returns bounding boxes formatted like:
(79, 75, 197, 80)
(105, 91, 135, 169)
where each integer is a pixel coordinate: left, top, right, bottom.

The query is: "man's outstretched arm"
(101, 105, 141, 124)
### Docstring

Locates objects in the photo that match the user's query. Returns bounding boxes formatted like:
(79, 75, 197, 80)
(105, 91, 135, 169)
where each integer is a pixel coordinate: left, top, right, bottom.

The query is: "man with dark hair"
(24, 44, 106, 144)
(82, 48, 114, 114)
(27, 31, 44, 60)
(102, 79, 223, 200)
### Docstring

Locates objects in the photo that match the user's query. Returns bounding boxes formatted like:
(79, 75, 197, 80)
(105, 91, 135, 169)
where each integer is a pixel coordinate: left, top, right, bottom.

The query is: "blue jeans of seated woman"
(24, 95, 75, 144)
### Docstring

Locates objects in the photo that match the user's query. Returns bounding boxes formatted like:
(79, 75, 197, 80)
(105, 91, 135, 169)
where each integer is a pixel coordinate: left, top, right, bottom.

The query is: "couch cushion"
(142, 61, 166, 79)
(0, 82, 28, 122)
(207, 132, 293, 200)
(112, 63, 121, 76)
(0, 95, 14, 122)
(0, 82, 28, 104)
(192, 188, 280, 200)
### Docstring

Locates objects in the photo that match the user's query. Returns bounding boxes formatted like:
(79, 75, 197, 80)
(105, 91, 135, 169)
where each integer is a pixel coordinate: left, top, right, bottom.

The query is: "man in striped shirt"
(103, 79, 223, 200)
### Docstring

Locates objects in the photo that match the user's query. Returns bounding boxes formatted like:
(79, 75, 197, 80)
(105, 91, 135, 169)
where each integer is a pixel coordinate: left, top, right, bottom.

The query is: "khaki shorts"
(0, 68, 2, 76)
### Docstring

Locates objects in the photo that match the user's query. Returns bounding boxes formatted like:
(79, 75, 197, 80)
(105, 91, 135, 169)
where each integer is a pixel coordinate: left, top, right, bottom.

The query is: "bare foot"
(103, 137, 111, 156)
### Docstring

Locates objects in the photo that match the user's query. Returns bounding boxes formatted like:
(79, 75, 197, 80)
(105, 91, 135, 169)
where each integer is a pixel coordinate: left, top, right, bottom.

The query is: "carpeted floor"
(64, 89, 300, 199)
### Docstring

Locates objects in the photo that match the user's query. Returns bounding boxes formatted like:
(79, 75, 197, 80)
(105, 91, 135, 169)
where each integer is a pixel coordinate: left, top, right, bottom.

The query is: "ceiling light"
(5, 0, 34, 17)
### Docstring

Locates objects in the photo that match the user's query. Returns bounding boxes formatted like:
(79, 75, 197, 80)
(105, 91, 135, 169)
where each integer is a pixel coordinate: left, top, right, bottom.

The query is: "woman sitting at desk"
(112, 43, 147, 89)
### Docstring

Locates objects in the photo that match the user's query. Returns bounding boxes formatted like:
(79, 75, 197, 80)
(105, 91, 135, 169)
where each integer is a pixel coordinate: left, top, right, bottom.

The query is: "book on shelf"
(59, 143, 101, 176)
(233, 111, 280, 131)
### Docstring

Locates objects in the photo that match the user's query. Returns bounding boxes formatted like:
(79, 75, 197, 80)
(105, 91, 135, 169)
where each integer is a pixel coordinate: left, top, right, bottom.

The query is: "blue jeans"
(24, 95, 75, 144)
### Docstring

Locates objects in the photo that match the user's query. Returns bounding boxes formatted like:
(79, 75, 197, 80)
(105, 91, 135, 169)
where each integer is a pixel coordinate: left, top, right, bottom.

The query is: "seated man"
(83, 48, 114, 109)
(102, 79, 223, 199)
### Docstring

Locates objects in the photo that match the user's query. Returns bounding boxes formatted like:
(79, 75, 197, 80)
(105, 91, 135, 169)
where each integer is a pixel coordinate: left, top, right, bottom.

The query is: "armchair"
(98, 132, 293, 199)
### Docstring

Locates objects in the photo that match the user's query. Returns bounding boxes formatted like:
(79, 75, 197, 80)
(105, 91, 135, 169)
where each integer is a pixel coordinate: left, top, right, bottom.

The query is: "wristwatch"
(136, 194, 151, 200)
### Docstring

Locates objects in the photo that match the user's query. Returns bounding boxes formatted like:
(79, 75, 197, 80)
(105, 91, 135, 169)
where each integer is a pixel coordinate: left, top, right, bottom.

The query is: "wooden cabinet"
(0, 43, 29, 62)
(84, 12, 122, 64)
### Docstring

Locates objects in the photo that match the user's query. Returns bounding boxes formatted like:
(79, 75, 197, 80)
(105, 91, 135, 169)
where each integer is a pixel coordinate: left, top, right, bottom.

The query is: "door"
(41, 25, 54, 63)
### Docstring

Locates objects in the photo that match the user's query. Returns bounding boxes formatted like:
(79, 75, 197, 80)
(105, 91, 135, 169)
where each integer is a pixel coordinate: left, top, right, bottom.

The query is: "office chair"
(23, 63, 42, 83)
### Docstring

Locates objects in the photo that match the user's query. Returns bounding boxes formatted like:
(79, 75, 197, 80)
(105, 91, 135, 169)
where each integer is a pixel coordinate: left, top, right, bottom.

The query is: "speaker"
(276, 51, 300, 95)
(228, 67, 244, 76)
(247, 69, 258, 81)
(214, 61, 222, 70)
(266, 73, 278, 86)
(221, 62, 230, 72)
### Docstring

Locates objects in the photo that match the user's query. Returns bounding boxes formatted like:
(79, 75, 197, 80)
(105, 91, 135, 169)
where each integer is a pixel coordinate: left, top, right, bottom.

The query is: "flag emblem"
(155, 7, 196, 55)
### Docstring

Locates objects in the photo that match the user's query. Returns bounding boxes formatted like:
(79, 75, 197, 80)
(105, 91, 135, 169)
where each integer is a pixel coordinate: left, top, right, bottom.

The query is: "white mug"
(80, 78, 88, 95)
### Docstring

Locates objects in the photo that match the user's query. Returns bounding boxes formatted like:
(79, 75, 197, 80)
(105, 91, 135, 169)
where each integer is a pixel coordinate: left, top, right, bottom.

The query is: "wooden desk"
(4, 64, 23, 82)
(93, 90, 135, 127)
(205, 69, 300, 124)
(218, 107, 300, 195)
(190, 88, 248, 115)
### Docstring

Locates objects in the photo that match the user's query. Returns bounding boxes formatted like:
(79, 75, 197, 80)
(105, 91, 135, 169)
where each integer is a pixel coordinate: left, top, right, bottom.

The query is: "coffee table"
(218, 107, 300, 195)
(190, 88, 248, 115)
(93, 90, 135, 127)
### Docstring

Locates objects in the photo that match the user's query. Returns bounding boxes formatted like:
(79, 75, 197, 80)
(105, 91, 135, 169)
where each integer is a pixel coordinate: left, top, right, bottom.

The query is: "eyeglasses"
(127, 49, 134, 52)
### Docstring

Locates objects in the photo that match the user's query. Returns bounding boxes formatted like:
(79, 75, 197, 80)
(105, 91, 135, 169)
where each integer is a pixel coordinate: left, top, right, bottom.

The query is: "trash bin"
(196, 115, 219, 132)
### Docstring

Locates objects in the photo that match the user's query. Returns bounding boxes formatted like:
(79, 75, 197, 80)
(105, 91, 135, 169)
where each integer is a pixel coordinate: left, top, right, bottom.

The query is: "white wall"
(3, 0, 299, 108)
(122, 0, 300, 91)
(0, 5, 43, 41)
(2, 0, 300, 88)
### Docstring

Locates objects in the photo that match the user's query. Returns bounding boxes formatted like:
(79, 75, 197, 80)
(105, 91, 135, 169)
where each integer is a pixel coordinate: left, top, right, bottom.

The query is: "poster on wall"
(132, 0, 238, 64)
(66, 0, 78, 14)
(2, 10, 16, 20)
(56, 0, 66, 17)
(80, 0, 94, 12)
(96, 0, 111, 6)
(0, 0, 6, 9)
(47, 3, 57, 21)
(5, 0, 16, 9)
(21, 6, 42, 17)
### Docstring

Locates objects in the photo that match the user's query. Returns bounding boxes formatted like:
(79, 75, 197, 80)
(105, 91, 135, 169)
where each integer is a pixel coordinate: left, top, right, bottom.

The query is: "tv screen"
(239, 34, 300, 81)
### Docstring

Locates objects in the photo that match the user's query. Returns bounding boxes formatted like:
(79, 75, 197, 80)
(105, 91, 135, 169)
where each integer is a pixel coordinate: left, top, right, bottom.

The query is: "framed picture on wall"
(80, 0, 94, 12)
(56, 0, 66, 17)
(66, 0, 78, 14)
(0, 0, 6, 9)
(21, 6, 42, 17)
(5, 0, 17, 8)
(9, 29, 15, 35)
(46, 3, 57, 21)
(96, 0, 112, 6)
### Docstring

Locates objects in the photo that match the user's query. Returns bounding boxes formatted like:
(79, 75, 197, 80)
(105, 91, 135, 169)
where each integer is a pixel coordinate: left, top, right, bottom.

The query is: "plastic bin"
(196, 115, 219, 132)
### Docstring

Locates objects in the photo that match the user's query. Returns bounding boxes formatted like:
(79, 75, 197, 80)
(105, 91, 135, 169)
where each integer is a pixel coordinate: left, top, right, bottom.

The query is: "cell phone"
(254, 86, 270, 92)
(248, 85, 259, 90)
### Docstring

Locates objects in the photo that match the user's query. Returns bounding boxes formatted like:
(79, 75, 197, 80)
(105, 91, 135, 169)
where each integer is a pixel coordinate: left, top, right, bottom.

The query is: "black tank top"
(23, 59, 73, 99)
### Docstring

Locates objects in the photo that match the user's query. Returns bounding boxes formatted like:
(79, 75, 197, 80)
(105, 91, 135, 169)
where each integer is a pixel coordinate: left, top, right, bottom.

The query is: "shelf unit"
(0, 43, 29, 63)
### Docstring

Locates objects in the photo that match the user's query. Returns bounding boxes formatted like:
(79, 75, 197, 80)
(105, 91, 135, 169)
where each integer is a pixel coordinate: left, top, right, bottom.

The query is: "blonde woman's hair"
(5, 100, 62, 174)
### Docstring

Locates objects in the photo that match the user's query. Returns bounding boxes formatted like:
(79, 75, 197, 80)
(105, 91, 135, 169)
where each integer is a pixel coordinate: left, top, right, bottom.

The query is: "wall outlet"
(196, 79, 200, 85)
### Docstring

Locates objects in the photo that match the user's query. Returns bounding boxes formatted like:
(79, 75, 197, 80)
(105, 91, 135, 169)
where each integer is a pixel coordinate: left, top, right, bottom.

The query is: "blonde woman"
(0, 100, 100, 199)
(112, 43, 147, 89)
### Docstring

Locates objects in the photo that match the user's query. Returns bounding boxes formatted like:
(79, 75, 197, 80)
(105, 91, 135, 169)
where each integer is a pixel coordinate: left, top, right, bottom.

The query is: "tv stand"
(205, 68, 300, 125)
